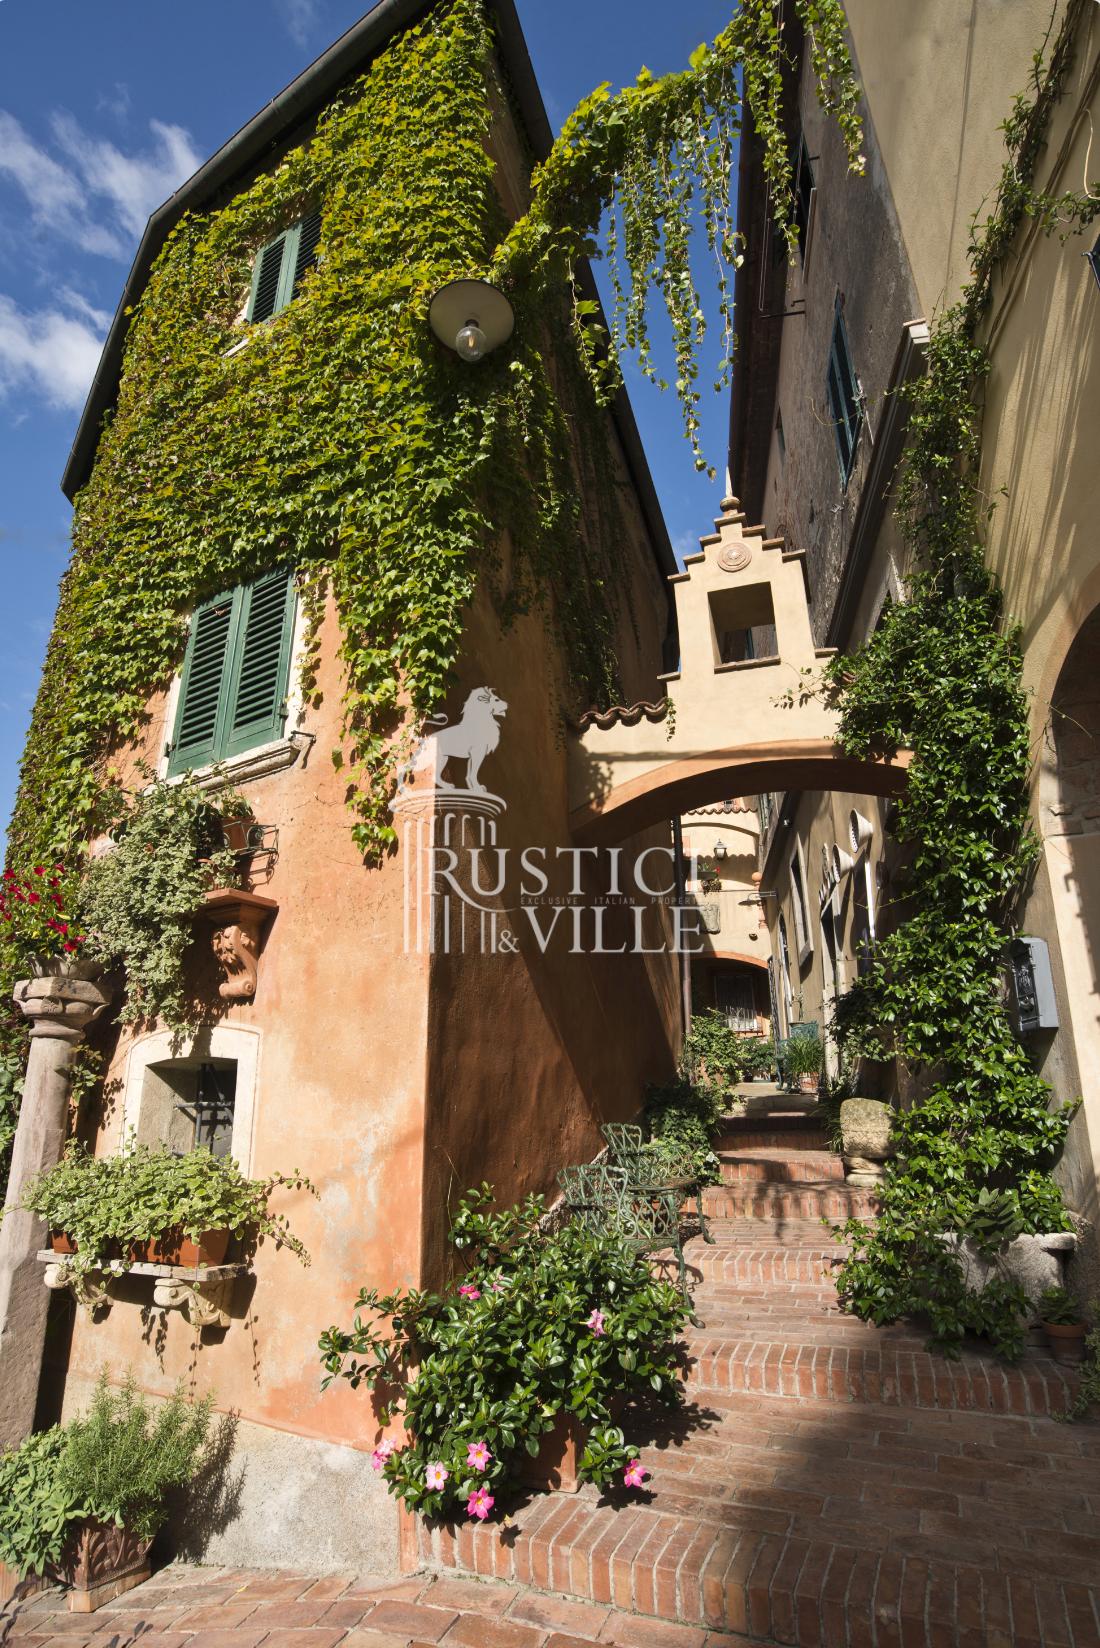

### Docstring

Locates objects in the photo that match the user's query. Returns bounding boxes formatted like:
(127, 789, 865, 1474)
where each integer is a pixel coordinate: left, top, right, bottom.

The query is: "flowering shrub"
(0, 864, 85, 971)
(319, 1185, 688, 1520)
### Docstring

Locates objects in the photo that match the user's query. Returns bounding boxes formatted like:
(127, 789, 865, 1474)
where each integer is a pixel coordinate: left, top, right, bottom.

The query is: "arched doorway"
(1042, 605, 1100, 1221)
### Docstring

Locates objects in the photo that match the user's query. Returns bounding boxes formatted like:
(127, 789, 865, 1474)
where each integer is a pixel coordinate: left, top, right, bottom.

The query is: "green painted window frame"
(245, 209, 322, 324)
(826, 299, 862, 484)
(166, 569, 297, 777)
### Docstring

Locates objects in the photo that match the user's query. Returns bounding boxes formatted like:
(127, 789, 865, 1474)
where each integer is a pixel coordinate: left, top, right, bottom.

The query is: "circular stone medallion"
(717, 542, 752, 574)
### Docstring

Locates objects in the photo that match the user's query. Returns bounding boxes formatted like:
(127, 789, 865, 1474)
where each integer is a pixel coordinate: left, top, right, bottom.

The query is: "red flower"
(32, 866, 44, 876)
(27, 892, 40, 905)
(63, 941, 79, 954)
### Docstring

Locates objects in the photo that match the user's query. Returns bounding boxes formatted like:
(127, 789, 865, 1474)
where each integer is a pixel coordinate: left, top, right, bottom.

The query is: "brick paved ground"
(3, 1101, 1098, 1648)
(0, 1565, 752, 1648)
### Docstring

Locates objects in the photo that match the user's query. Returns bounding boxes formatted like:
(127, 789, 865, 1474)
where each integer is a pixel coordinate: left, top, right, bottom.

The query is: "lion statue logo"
(397, 686, 508, 797)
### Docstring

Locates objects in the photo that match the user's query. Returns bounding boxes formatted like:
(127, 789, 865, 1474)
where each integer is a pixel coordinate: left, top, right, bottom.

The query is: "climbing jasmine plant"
(829, 0, 1096, 1357)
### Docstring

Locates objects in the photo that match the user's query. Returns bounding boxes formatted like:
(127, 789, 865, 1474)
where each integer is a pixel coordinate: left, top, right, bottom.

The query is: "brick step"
(718, 1149, 844, 1184)
(701, 1181, 880, 1220)
(715, 1126, 830, 1151)
(686, 1335, 1081, 1416)
(686, 1243, 845, 1285)
(421, 1445, 1100, 1646)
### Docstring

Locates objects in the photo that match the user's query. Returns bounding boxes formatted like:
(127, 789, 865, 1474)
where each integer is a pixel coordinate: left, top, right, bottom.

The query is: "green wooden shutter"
(291, 209, 322, 300)
(247, 234, 289, 324)
(167, 592, 237, 776)
(222, 569, 296, 758)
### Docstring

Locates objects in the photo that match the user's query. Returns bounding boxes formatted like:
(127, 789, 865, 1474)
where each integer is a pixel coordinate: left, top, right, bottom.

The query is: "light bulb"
(455, 320, 486, 362)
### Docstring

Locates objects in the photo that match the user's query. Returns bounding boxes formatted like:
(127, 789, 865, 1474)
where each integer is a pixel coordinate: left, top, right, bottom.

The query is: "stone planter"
(940, 1230, 1077, 1315)
(1042, 1320, 1087, 1364)
(520, 1414, 585, 1494)
(28, 956, 105, 982)
(53, 1518, 152, 1613)
(840, 1098, 895, 1186)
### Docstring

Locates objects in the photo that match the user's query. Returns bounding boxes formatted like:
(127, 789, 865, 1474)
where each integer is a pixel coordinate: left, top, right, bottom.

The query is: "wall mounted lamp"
(429, 278, 515, 362)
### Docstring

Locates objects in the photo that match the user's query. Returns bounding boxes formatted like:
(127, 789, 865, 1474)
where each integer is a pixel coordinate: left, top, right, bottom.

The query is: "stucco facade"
(26, 0, 683, 1573)
(733, 2, 1100, 1260)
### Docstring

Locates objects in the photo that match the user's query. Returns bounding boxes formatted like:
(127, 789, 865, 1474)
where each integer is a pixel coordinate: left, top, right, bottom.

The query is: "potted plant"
(784, 1033, 823, 1094)
(13, 1140, 314, 1280)
(1039, 1286, 1087, 1364)
(78, 771, 240, 1031)
(0, 1372, 215, 1612)
(215, 790, 258, 855)
(0, 864, 99, 980)
(319, 1184, 686, 1520)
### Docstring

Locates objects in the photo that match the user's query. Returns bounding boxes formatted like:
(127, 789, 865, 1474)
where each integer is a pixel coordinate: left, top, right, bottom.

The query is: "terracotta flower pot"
(49, 1231, 78, 1256)
(53, 1518, 152, 1614)
(222, 818, 256, 853)
(520, 1414, 585, 1494)
(1042, 1320, 1087, 1364)
(798, 1073, 820, 1094)
(132, 1229, 231, 1268)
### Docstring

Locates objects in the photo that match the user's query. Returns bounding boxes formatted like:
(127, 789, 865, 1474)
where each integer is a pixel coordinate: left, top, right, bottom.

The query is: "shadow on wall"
(158, 1411, 244, 1564)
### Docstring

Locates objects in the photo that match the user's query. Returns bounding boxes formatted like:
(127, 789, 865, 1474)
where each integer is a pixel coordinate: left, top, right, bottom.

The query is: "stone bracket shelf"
(198, 887, 278, 1001)
(37, 1252, 248, 1327)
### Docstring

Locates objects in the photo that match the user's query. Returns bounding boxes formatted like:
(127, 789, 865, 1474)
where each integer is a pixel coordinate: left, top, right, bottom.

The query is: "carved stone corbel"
(152, 1276, 232, 1328)
(199, 888, 278, 1002)
(43, 1259, 111, 1317)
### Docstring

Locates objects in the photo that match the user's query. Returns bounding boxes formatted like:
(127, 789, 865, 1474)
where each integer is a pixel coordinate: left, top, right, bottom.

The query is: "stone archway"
(1040, 604, 1100, 1222)
(567, 495, 910, 841)
(569, 736, 910, 843)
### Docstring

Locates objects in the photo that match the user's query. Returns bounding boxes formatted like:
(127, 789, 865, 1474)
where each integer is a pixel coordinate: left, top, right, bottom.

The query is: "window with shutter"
(167, 570, 296, 776)
(826, 300, 862, 483)
(245, 209, 322, 324)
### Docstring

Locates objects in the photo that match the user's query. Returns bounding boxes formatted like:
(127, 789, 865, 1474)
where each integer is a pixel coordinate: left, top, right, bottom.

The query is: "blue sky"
(0, 0, 737, 853)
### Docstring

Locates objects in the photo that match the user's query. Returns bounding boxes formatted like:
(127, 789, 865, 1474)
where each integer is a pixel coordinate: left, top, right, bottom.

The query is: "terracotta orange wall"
(420, 502, 680, 1283)
(64, 596, 430, 1453)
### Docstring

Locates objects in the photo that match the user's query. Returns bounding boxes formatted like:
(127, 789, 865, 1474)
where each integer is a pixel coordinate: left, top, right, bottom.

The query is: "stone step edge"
(418, 1507, 1099, 1647)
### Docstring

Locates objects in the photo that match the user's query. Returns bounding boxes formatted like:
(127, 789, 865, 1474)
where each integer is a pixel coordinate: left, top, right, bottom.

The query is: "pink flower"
(466, 1440, 492, 1471)
(587, 1308, 606, 1337)
(623, 1460, 649, 1490)
(458, 1283, 481, 1300)
(371, 1438, 397, 1471)
(425, 1461, 449, 1491)
(467, 1486, 495, 1520)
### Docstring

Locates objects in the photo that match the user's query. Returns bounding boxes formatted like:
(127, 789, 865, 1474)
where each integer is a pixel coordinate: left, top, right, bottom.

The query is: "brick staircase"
(416, 1099, 1100, 1646)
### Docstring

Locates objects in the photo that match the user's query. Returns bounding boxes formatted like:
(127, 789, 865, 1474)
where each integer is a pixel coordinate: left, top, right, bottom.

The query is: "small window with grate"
(167, 568, 296, 776)
(245, 209, 323, 324)
(826, 299, 862, 484)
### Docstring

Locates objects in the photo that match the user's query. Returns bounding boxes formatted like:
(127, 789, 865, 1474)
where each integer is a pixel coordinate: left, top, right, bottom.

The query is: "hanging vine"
(1, 0, 863, 1179)
(830, 0, 1097, 1358)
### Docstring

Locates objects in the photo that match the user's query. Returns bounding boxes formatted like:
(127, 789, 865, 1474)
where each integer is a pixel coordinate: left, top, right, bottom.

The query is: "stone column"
(0, 974, 111, 1449)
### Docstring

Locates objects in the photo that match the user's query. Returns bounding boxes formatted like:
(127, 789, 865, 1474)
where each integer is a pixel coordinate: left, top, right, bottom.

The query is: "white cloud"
(276, 0, 324, 47)
(0, 110, 202, 260)
(0, 291, 108, 412)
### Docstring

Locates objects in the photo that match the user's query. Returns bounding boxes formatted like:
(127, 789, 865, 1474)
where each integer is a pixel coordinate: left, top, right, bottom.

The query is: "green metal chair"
(557, 1158, 701, 1324)
(601, 1123, 715, 1247)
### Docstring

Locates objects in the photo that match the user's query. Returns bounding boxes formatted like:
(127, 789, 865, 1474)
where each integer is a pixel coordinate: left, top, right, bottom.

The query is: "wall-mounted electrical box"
(1009, 936, 1059, 1035)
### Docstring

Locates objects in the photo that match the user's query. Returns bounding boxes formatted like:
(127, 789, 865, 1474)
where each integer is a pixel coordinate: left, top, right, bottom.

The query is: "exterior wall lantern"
(712, 839, 728, 860)
(429, 278, 515, 362)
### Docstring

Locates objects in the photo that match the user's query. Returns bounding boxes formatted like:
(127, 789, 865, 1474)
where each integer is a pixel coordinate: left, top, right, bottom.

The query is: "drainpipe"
(671, 816, 693, 1041)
